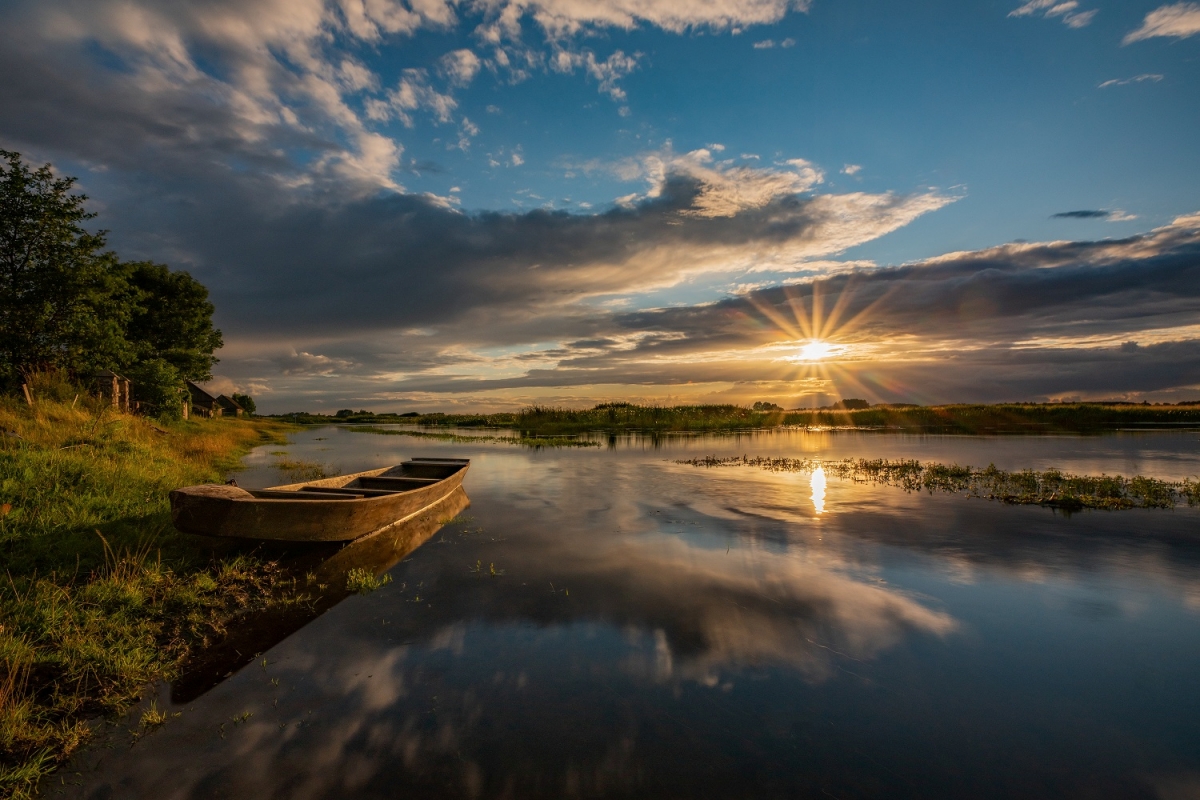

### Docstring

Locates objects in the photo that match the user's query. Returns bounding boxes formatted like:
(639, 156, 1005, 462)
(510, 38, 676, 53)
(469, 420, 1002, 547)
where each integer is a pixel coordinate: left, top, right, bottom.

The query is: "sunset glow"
(0, 0, 1194, 413)
(797, 340, 834, 362)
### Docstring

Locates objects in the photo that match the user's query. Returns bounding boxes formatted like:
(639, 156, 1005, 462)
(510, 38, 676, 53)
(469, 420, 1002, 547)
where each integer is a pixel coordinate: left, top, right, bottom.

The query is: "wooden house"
(216, 394, 246, 417)
(92, 370, 133, 411)
(186, 381, 223, 418)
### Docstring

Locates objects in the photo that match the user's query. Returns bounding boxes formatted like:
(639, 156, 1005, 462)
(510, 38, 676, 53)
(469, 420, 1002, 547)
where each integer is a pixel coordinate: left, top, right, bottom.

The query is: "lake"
(59, 427, 1200, 799)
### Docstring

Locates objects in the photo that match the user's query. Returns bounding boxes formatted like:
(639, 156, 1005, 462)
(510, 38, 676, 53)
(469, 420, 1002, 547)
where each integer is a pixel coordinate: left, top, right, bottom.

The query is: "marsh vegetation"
(276, 401, 1200, 436)
(680, 455, 1200, 510)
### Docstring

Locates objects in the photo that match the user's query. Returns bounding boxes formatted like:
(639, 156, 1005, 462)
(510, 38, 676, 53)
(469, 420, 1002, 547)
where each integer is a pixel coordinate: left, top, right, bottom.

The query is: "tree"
(119, 261, 223, 410)
(231, 393, 255, 414)
(0, 151, 224, 415)
(0, 150, 130, 387)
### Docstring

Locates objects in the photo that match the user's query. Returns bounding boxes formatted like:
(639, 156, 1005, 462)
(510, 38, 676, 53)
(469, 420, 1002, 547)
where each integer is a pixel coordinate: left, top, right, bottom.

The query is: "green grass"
(272, 401, 1200, 436)
(0, 395, 297, 797)
(680, 455, 1200, 511)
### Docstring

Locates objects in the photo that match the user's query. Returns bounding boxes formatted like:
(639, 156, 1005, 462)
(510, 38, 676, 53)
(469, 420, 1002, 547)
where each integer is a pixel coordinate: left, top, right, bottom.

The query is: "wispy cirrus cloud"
(1008, 0, 1096, 28)
(1098, 74, 1164, 88)
(1124, 2, 1200, 43)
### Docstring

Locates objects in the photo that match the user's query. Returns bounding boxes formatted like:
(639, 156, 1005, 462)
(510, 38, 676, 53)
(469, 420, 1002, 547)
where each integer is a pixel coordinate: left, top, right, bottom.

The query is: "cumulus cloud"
(437, 48, 482, 86)
(1124, 2, 1200, 43)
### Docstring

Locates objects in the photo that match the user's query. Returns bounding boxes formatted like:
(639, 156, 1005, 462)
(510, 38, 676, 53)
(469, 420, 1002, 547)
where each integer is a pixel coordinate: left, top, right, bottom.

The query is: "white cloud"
(1008, 0, 1095, 27)
(377, 68, 458, 126)
(1063, 9, 1097, 27)
(1124, 3, 1200, 43)
(753, 39, 775, 48)
(437, 48, 481, 85)
(1098, 73, 1164, 88)
(550, 47, 640, 101)
(841, 164, 862, 176)
(511, 152, 524, 166)
(780, 37, 796, 47)
(490, 0, 813, 40)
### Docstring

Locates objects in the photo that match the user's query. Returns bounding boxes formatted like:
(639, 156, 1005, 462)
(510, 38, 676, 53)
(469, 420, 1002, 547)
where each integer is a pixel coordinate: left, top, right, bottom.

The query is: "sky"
(1, 0, 1199, 412)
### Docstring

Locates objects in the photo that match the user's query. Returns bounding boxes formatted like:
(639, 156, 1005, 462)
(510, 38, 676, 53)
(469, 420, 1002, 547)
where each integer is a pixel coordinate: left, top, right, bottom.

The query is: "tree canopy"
(0, 150, 224, 413)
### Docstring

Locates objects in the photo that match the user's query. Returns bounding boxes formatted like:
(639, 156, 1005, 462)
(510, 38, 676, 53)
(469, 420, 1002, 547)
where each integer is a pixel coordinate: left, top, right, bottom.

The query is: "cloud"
(550, 48, 640, 102)
(1008, 0, 1096, 27)
(480, 0, 813, 41)
(437, 48, 482, 86)
(753, 39, 776, 48)
(1124, 3, 1200, 43)
(223, 212, 1200, 408)
(1051, 209, 1137, 221)
(841, 164, 862, 176)
(1099, 74, 1164, 88)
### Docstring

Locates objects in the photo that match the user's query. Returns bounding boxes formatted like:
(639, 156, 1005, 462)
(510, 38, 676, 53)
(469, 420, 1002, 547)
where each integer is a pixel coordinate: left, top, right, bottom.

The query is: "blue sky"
(2, 0, 1199, 410)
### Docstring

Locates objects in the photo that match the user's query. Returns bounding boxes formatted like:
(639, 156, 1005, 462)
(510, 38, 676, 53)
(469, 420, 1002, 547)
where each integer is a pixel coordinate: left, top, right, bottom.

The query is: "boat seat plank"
(357, 476, 440, 488)
(249, 489, 365, 500)
(300, 486, 402, 497)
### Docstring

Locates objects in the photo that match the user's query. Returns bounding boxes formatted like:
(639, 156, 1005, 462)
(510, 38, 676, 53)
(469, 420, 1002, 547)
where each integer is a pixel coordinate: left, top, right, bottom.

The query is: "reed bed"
(283, 401, 1200, 436)
(345, 426, 599, 448)
(679, 455, 1200, 511)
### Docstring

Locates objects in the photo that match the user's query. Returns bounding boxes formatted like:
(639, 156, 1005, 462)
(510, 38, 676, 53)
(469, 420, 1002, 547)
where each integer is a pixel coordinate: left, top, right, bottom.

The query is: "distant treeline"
(271, 401, 1200, 435)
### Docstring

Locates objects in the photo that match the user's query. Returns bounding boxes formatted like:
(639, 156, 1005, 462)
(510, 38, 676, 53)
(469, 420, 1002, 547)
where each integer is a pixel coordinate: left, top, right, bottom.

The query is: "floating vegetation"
(679, 455, 1200, 511)
(345, 568, 393, 594)
(346, 426, 598, 448)
(273, 457, 336, 481)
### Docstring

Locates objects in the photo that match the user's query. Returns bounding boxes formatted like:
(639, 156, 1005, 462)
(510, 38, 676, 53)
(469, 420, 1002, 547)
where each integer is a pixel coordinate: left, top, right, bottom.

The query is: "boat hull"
(170, 461, 469, 542)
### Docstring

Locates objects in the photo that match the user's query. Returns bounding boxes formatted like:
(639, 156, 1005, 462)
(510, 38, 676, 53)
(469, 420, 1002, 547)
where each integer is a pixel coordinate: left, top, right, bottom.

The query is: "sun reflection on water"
(810, 466, 827, 515)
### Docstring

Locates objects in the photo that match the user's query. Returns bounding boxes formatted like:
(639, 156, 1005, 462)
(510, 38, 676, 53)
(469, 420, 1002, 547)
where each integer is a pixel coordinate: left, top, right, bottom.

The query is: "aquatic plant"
(678, 455, 1199, 511)
(273, 457, 336, 481)
(345, 568, 392, 594)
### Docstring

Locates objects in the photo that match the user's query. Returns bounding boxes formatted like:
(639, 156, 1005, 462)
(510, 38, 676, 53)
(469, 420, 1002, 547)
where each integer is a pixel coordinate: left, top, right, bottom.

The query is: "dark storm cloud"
(1051, 210, 1112, 219)
(617, 218, 1200, 347)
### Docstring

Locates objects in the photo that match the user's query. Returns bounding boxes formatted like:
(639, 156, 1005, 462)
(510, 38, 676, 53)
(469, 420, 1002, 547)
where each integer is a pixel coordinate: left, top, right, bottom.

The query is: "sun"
(797, 339, 833, 362)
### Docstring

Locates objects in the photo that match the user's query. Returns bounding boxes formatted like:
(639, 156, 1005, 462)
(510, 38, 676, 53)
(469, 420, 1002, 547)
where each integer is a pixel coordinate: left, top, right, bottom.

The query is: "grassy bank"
(681, 455, 1200, 511)
(272, 401, 1200, 436)
(0, 396, 295, 798)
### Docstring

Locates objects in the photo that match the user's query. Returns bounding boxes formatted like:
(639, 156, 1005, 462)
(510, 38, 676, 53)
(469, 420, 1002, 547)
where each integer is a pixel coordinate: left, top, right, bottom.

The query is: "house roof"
(186, 380, 219, 404)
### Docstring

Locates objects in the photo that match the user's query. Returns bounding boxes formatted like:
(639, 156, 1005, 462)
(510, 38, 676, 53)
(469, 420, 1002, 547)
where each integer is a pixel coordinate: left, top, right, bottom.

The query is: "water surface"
(61, 429, 1200, 799)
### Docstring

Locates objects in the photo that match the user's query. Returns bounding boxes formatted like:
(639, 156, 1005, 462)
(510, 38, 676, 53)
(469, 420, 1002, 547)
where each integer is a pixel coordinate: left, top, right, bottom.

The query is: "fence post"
(22, 384, 34, 406)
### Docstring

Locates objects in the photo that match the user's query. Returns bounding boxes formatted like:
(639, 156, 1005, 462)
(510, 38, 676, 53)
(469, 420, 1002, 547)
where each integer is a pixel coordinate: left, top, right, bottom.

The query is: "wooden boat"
(169, 458, 470, 541)
(171, 486, 470, 702)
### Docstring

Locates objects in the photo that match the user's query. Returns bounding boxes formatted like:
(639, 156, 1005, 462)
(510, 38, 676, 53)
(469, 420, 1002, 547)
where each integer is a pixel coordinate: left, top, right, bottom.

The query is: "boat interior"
(248, 458, 469, 501)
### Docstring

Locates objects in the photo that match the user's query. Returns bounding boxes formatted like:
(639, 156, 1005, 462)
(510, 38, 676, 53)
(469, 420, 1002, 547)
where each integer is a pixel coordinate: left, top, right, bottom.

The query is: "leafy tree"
(0, 150, 130, 387)
(231, 393, 255, 414)
(0, 151, 223, 415)
(118, 261, 223, 411)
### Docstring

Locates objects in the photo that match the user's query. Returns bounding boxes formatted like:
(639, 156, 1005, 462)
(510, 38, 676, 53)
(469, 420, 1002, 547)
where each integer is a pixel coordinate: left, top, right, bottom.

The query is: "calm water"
(59, 428, 1200, 799)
